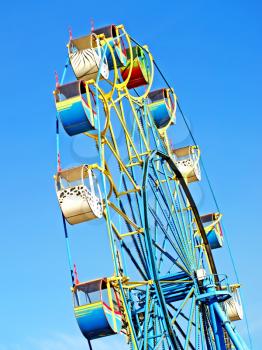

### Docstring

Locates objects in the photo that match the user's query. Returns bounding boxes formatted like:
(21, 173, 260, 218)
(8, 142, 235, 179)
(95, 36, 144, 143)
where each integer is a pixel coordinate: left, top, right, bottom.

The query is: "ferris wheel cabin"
(224, 285, 243, 321)
(73, 278, 122, 340)
(201, 213, 224, 249)
(148, 88, 177, 129)
(68, 32, 109, 82)
(55, 81, 97, 136)
(121, 46, 150, 89)
(173, 145, 201, 183)
(56, 165, 103, 225)
(94, 24, 127, 70)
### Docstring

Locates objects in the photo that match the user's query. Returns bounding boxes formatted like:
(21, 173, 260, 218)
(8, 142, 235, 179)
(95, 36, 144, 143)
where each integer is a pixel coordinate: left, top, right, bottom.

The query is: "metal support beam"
(213, 302, 248, 350)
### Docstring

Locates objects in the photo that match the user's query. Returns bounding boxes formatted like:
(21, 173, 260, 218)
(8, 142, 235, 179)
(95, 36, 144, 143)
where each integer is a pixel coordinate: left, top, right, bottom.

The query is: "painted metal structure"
(53, 23, 250, 349)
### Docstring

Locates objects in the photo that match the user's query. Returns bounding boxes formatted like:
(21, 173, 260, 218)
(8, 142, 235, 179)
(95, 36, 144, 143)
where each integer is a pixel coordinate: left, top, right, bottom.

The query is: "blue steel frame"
(55, 25, 249, 350)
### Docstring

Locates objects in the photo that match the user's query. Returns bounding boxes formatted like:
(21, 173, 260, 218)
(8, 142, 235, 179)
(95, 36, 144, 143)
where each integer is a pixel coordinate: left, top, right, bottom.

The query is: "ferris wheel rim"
(143, 149, 218, 281)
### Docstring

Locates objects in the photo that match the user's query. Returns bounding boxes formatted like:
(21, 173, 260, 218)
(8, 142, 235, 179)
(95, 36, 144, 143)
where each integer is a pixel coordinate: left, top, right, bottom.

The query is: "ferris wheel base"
(212, 302, 249, 350)
(201, 279, 249, 350)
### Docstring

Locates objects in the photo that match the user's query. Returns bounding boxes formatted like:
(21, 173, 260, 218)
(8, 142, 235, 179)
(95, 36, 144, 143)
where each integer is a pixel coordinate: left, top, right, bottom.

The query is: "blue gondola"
(201, 213, 223, 249)
(94, 24, 127, 70)
(148, 88, 176, 129)
(55, 81, 96, 136)
(73, 278, 122, 340)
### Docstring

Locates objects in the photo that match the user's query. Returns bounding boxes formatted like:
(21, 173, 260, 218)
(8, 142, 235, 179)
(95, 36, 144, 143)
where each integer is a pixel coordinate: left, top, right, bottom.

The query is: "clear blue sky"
(0, 0, 261, 349)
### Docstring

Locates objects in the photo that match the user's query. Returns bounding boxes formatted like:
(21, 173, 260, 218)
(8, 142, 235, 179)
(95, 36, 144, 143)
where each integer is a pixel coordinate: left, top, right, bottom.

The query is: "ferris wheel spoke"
(134, 289, 171, 349)
(147, 189, 193, 274)
(148, 167, 195, 271)
(158, 161, 197, 269)
(148, 204, 191, 274)
(167, 303, 196, 327)
(170, 316, 194, 349)
(121, 241, 147, 280)
(172, 180, 197, 268)
(167, 297, 197, 349)
(167, 298, 200, 350)
(154, 304, 178, 350)
(196, 247, 205, 270)
(149, 156, 214, 277)
(152, 240, 191, 277)
(170, 287, 194, 325)
(158, 162, 192, 245)
(147, 172, 189, 251)
(156, 234, 167, 273)
(183, 296, 196, 349)
(154, 334, 168, 350)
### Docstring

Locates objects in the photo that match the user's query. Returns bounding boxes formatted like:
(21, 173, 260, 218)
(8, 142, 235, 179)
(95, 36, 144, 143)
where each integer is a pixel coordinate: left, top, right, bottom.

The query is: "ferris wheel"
(53, 23, 249, 350)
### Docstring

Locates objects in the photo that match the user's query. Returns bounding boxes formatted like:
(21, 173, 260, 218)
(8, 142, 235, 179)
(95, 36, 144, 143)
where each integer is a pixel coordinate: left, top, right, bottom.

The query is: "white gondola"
(224, 285, 244, 321)
(68, 33, 109, 82)
(56, 165, 103, 225)
(172, 145, 201, 183)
